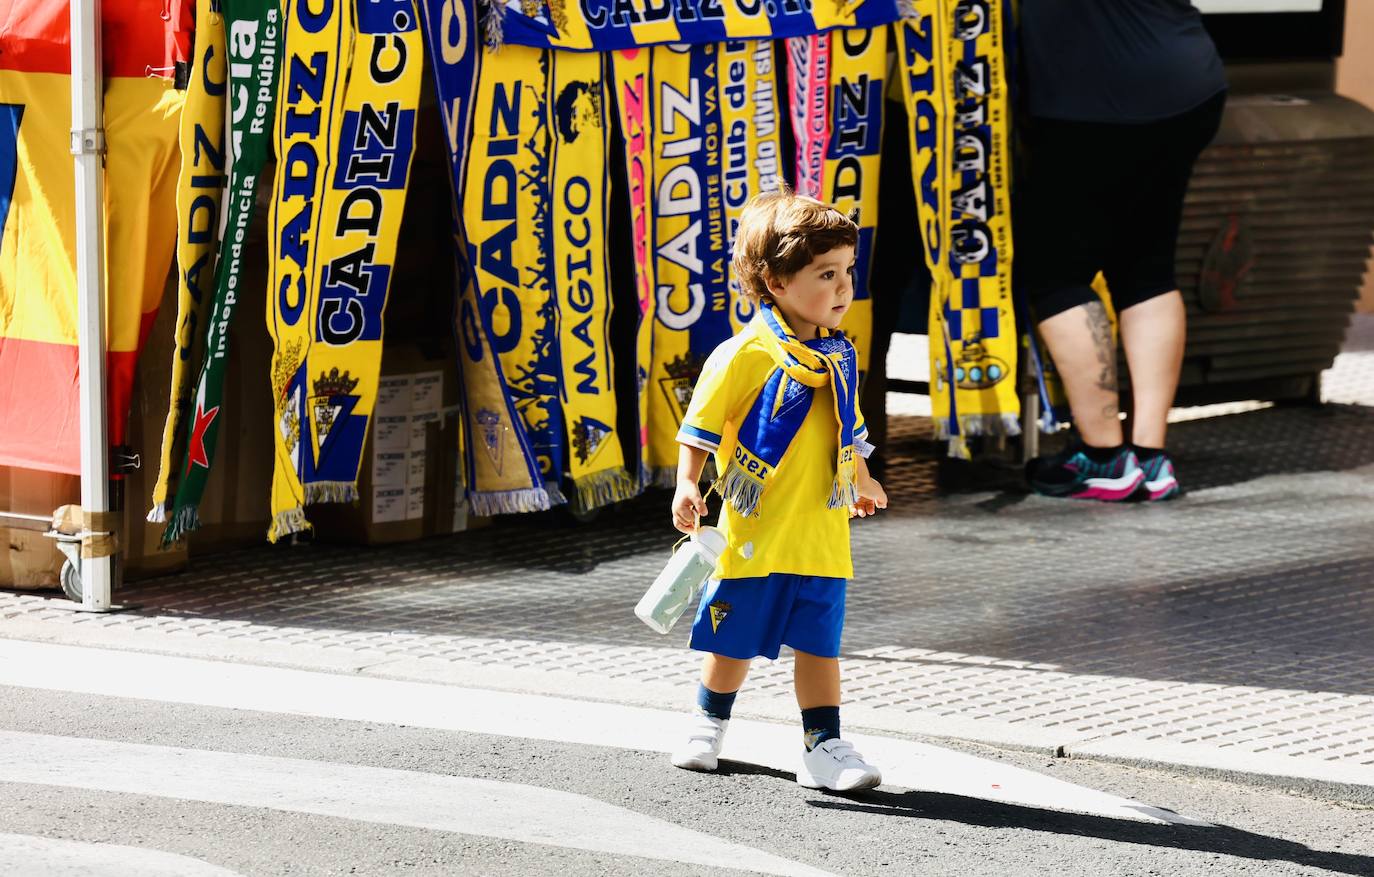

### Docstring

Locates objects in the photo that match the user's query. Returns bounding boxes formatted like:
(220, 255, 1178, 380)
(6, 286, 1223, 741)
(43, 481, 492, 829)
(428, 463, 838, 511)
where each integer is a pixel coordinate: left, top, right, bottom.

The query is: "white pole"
(70, 0, 114, 611)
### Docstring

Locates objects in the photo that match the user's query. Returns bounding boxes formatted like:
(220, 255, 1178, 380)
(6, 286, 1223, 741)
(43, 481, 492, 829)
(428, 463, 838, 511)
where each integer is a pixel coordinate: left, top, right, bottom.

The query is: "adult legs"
(1036, 300, 1122, 447)
(1108, 92, 1225, 449)
(1119, 291, 1186, 448)
(1018, 115, 1125, 449)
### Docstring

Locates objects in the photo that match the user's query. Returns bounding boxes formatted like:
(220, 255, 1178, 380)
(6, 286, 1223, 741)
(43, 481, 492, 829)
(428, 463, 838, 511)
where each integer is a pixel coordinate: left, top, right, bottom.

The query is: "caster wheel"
(60, 559, 83, 603)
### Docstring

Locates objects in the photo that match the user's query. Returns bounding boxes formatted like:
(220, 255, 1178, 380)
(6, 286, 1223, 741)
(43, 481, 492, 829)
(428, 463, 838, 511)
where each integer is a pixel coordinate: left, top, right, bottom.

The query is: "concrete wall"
(1337, 1, 1374, 311)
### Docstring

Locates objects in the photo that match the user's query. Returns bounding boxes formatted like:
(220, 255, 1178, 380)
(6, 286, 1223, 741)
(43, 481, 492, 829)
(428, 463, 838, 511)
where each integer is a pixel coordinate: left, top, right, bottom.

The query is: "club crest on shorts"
(708, 600, 731, 633)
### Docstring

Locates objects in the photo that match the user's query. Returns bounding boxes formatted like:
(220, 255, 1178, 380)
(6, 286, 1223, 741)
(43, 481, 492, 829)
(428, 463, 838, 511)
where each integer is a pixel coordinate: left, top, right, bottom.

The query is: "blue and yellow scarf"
(720, 302, 860, 518)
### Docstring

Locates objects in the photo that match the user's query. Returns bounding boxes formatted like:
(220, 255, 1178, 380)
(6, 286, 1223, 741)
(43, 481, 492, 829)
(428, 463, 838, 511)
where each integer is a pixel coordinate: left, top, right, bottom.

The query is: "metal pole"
(70, 0, 114, 611)
(1021, 387, 1040, 463)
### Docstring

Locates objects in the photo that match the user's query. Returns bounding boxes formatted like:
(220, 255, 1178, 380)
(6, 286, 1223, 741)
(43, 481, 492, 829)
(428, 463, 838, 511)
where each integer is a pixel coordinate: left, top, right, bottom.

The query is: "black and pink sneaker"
(1132, 450, 1181, 501)
(1026, 444, 1146, 501)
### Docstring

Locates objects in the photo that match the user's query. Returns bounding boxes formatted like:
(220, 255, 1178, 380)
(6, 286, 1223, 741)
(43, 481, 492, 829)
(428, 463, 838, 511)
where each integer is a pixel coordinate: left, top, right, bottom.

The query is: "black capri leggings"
(1017, 90, 1226, 322)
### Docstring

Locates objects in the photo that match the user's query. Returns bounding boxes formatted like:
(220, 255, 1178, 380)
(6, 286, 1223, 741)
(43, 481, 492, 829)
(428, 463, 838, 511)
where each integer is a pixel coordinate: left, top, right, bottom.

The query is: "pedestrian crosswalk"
(0, 640, 1209, 875)
(0, 730, 834, 877)
(0, 639, 1207, 827)
(0, 833, 242, 877)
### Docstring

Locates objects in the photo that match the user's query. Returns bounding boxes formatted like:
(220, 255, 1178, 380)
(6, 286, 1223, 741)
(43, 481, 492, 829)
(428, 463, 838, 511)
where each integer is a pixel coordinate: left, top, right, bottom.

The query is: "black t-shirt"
(1019, 0, 1227, 123)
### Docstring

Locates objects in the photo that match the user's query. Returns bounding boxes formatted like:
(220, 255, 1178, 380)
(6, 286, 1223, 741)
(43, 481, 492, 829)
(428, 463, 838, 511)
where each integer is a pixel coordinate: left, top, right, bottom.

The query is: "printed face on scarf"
(765, 245, 856, 340)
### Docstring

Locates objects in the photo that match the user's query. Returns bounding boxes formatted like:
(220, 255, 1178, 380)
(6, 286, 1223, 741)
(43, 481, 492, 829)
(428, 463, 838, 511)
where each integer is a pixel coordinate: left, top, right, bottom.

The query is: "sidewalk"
(4, 317, 1374, 802)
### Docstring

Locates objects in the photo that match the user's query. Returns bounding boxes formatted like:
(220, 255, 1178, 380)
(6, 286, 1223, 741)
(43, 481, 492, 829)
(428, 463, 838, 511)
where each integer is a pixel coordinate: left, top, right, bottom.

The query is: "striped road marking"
(0, 832, 244, 876)
(0, 731, 834, 877)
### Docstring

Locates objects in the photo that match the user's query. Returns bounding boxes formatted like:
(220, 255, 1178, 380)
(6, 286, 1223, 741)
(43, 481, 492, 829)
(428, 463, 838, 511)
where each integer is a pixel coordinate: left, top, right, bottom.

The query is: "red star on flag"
(186, 400, 221, 475)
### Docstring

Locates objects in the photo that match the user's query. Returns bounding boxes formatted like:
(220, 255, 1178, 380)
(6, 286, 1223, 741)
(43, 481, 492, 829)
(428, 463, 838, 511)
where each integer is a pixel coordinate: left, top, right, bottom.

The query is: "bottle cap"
(693, 525, 726, 558)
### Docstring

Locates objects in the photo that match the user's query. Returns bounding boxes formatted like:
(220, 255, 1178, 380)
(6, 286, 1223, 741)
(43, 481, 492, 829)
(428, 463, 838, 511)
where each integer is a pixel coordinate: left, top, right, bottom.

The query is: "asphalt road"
(1, 679, 1371, 877)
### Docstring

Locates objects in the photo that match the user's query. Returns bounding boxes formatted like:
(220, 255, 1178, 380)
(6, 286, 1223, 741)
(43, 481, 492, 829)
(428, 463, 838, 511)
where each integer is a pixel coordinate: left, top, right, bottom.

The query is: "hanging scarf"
(487, 0, 910, 52)
(149, 0, 228, 523)
(719, 39, 783, 335)
(265, 0, 354, 541)
(787, 26, 887, 380)
(612, 46, 656, 486)
(719, 302, 860, 518)
(611, 43, 734, 488)
(549, 51, 637, 509)
(897, 0, 1018, 458)
(266, 0, 424, 541)
(422, 0, 552, 516)
(786, 33, 830, 202)
(463, 43, 567, 506)
(163, 0, 282, 544)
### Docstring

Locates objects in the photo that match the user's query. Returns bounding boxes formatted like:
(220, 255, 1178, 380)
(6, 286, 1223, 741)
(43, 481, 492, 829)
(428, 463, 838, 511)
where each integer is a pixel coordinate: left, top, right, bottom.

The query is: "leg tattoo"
(1085, 302, 1119, 421)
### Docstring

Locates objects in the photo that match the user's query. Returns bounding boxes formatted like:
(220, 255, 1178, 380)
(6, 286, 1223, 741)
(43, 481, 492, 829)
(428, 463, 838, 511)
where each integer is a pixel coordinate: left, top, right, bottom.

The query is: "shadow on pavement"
(877, 554, 1374, 697)
(875, 403, 1374, 510)
(1169, 404, 1374, 493)
(809, 792, 1374, 876)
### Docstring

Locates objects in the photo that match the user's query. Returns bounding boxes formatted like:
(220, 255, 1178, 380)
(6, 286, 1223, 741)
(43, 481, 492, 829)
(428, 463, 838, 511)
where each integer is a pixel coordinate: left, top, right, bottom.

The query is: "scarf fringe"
(827, 479, 859, 510)
(267, 507, 312, 543)
(480, 0, 504, 49)
(933, 413, 1023, 440)
(719, 462, 764, 519)
(573, 468, 640, 511)
(546, 482, 568, 507)
(646, 465, 678, 490)
(160, 504, 201, 546)
(146, 503, 168, 524)
(934, 413, 1024, 458)
(467, 487, 554, 516)
(1039, 412, 1069, 434)
(302, 481, 359, 506)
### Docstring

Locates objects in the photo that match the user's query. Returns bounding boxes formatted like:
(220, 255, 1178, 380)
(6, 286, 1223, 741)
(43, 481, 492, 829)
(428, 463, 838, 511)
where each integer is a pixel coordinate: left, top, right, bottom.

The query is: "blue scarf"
(720, 302, 860, 518)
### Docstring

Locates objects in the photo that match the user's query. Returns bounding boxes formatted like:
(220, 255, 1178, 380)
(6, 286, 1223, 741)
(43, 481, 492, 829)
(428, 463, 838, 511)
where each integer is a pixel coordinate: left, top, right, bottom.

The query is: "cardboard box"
(0, 466, 78, 589)
(121, 269, 191, 580)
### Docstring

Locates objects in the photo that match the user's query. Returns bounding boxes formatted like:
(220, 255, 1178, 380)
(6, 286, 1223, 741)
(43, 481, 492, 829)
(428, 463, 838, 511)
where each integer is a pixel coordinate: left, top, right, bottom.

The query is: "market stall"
(1, 0, 1370, 602)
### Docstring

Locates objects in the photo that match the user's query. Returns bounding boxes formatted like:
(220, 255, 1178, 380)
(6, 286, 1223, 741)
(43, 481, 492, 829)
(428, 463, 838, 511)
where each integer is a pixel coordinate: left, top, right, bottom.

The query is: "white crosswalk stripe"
(0, 730, 835, 877)
(0, 832, 244, 876)
(0, 639, 1208, 826)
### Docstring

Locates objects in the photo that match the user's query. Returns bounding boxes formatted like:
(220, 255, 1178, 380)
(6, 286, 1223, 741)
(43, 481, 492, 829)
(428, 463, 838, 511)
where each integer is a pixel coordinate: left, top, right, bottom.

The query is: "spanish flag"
(0, 0, 190, 474)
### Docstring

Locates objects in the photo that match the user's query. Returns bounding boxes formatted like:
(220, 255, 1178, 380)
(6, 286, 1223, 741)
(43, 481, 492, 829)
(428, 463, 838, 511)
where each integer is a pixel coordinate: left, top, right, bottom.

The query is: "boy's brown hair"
(731, 190, 859, 303)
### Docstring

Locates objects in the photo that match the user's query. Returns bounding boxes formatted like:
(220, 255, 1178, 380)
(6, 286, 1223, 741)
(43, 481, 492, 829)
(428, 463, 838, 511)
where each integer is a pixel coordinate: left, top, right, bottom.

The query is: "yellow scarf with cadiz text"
(897, 1, 1020, 457)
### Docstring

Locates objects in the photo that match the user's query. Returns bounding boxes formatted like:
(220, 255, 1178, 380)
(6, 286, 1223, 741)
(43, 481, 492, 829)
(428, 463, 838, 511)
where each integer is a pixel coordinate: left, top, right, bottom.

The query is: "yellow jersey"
(677, 331, 869, 580)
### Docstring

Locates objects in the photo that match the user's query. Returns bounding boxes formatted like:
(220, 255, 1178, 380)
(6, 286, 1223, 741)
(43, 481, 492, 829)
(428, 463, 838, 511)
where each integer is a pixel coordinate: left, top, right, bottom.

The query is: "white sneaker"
(797, 738, 882, 791)
(671, 709, 729, 772)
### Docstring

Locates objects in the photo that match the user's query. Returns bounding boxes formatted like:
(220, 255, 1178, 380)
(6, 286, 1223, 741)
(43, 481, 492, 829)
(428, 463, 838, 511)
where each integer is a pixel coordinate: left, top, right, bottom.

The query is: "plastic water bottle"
(635, 526, 726, 634)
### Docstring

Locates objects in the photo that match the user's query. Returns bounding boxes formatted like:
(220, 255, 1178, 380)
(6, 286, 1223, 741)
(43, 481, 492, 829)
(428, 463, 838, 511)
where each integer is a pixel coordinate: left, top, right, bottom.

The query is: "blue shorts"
(688, 574, 847, 661)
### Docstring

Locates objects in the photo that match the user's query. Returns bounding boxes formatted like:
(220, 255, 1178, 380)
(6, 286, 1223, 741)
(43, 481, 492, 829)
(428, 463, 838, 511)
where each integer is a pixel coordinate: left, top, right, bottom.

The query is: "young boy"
(669, 191, 888, 791)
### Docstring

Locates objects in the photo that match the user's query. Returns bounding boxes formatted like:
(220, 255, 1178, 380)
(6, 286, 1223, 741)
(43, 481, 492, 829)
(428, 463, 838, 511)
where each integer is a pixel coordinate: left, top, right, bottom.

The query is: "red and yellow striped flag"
(0, 0, 190, 473)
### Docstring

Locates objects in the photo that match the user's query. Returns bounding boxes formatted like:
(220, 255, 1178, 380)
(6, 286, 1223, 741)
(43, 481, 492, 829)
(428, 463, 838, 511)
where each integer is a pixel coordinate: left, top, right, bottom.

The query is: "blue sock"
(697, 684, 738, 720)
(801, 706, 841, 751)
